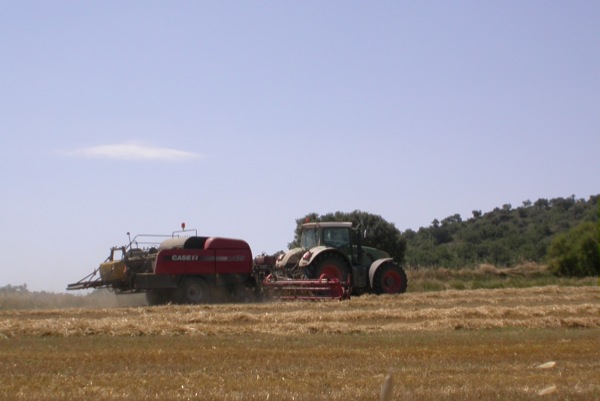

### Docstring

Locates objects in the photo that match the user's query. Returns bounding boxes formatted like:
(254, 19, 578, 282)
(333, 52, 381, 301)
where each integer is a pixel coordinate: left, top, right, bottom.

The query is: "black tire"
(306, 254, 349, 281)
(373, 263, 408, 294)
(177, 277, 211, 304)
(145, 289, 174, 306)
(229, 284, 254, 303)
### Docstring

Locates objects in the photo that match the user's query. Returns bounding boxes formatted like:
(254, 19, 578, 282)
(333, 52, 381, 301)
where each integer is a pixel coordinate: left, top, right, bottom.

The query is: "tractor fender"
(275, 247, 304, 269)
(368, 258, 394, 288)
(299, 246, 351, 269)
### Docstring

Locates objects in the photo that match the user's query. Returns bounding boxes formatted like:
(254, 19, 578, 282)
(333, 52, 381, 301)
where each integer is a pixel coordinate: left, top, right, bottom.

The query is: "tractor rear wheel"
(373, 263, 407, 294)
(177, 277, 210, 304)
(307, 254, 349, 281)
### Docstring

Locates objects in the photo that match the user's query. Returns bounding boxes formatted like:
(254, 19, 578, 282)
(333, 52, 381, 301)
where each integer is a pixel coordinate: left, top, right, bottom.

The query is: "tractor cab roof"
(302, 222, 353, 230)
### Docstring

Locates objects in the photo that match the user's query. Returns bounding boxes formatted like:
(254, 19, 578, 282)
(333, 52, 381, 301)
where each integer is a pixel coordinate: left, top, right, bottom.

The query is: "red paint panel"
(154, 249, 216, 275)
(204, 237, 250, 250)
(154, 247, 253, 275)
(214, 249, 253, 274)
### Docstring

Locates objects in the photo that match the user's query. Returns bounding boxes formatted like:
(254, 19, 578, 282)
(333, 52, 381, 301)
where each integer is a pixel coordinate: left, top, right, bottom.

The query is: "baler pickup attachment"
(262, 274, 351, 301)
(66, 266, 128, 291)
(67, 268, 112, 290)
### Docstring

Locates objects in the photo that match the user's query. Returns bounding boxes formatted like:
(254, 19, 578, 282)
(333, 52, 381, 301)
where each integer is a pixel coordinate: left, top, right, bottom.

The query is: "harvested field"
(2, 286, 599, 337)
(1, 286, 599, 400)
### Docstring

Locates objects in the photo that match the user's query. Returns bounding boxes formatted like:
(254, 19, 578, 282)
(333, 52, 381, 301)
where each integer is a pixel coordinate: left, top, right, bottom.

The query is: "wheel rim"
(381, 270, 403, 293)
(187, 283, 204, 302)
(319, 264, 343, 280)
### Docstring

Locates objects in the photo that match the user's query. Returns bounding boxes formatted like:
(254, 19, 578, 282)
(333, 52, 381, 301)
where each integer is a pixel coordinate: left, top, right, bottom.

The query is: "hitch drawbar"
(262, 274, 351, 301)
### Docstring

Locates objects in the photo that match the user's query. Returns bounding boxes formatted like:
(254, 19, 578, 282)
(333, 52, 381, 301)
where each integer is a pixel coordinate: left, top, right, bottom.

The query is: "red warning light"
(305, 217, 310, 223)
(181, 222, 186, 230)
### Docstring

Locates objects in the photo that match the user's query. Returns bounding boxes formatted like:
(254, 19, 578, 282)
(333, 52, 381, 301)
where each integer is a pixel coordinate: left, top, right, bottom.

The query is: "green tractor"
(274, 222, 407, 295)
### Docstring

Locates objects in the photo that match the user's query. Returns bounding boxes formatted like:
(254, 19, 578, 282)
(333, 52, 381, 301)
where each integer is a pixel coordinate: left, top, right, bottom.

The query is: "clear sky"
(1, 1, 598, 292)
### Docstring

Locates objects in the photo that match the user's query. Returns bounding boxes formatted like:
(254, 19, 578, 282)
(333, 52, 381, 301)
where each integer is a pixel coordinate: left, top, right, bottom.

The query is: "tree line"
(403, 195, 598, 275)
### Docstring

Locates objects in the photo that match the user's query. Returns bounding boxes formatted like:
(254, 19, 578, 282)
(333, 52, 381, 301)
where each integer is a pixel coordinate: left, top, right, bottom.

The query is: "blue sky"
(1, 1, 598, 292)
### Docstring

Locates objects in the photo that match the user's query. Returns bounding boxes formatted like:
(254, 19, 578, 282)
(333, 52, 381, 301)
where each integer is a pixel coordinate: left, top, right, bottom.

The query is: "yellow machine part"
(99, 260, 127, 282)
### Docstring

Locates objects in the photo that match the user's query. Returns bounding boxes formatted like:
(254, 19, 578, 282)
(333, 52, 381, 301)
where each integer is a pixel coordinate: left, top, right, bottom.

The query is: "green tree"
(289, 210, 406, 263)
(547, 221, 599, 277)
(405, 195, 599, 268)
(597, 198, 600, 278)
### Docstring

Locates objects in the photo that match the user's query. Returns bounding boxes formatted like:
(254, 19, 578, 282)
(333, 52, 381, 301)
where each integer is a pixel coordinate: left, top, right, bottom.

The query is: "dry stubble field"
(1, 286, 599, 400)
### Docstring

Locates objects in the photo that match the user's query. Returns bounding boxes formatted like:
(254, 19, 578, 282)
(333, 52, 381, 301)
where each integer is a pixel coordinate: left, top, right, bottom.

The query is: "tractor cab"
(301, 222, 351, 251)
(300, 222, 389, 265)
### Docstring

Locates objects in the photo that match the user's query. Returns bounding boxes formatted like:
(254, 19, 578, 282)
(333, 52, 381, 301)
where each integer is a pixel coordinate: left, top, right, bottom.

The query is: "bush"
(547, 222, 599, 277)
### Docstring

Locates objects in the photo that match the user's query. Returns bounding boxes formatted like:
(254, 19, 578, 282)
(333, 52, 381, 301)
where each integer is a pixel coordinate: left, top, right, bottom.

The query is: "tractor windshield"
(301, 228, 319, 249)
(323, 228, 350, 248)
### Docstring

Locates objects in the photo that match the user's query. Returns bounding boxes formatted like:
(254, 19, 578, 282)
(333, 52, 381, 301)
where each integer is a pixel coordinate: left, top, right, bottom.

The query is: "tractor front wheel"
(373, 263, 407, 294)
(177, 277, 211, 304)
(307, 254, 349, 282)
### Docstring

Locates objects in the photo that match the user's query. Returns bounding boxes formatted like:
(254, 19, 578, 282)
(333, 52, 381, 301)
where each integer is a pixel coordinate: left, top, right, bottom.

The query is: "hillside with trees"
(403, 195, 598, 271)
(292, 195, 599, 276)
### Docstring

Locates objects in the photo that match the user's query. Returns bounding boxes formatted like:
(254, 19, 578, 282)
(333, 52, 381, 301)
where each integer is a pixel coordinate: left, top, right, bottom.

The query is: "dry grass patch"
(1, 329, 598, 400)
(406, 264, 597, 291)
(1, 286, 599, 337)
(0, 286, 599, 400)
